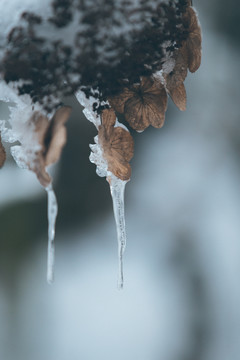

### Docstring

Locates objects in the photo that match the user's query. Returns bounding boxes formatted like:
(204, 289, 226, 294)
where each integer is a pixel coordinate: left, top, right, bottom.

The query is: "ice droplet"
(46, 183, 58, 284)
(108, 175, 128, 289)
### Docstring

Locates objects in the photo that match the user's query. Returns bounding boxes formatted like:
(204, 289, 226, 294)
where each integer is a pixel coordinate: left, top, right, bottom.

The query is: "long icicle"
(108, 176, 128, 289)
(46, 183, 58, 284)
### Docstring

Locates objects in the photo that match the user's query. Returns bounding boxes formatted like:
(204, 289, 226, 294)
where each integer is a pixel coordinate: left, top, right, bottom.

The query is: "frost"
(75, 90, 101, 129)
(89, 136, 108, 178)
(46, 183, 58, 284)
(0, 120, 18, 143)
(10, 145, 29, 170)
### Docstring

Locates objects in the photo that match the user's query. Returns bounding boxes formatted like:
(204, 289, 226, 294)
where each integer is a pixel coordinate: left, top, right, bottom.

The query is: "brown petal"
(0, 136, 6, 168)
(110, 127, 134, 162)
(166, 47, 188, 90)
(98, 120, 134, 181)
(101, 108, 116, 138)
(45, 106, 71, 166)
(30, 111, 49, 147)
(108, 150, 132, 181)
(125, 90, 167, 131)
(184, 7, 202, 73)
(108, 88, 134, 113)
(33, 158, 52, 188)
(169, 82, 187, 111)
(187, 33, 202, 73)
(124, 96, 150, 131)
(139, 77, 156, 93)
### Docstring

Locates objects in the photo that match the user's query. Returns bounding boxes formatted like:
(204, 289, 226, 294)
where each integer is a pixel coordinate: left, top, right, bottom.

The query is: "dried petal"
(29, 106, 71, 187)
(122, 77, 168, 131)
(169, 82, 187, 111)
(184, 7, 202, 73)
(0, 135, 6, 168)
(108, 88, 134, 114)
(101, 108, 116, 139)
(187, 32, 202, 73)
(166, 47, 188, 91)
(124, 95, 150, 131)
(45, 106, 71, 166)
(111, 127, 134, 162)
(99, 109, 134, 181)
(125, 90, 167, 131)
(33, 158, 52, 188)
(108, 150, 132, 181)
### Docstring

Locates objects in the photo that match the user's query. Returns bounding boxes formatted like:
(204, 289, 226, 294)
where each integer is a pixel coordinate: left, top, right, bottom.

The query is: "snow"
(0, 0, 52, 47)
(75, 91, 101, 129)
(0, 0, 173, 65)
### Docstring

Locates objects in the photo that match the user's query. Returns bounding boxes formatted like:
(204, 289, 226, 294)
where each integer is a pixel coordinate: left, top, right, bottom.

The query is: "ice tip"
(47, 273, 54, 285)
(117, 277, 124, 290)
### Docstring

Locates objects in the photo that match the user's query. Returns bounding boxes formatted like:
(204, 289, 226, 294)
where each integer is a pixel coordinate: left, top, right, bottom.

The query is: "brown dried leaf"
(0, 135, 6, 168)
(169, 82, 187, 111)
(99, 109, 134, 181)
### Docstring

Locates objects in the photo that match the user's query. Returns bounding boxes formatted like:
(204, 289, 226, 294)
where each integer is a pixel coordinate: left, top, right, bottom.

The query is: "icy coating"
(46, 183, 58, 284)
(76, 90, 129, 288)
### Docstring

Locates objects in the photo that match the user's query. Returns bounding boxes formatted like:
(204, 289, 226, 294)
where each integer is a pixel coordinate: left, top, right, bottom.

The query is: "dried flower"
(183, 6, 202, 73)
(30, 106, 71, 187)
(109, 77, 168, 132)
(98, 108, 134, 181)
(0, 135, 6, 168)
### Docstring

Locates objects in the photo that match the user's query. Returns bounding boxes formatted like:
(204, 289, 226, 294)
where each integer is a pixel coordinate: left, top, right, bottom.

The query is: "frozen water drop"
(46, 183, 58, 284)
(108, 175, 128, 289)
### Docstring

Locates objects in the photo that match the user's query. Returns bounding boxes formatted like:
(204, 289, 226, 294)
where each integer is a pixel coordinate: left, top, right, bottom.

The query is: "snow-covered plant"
(0, 0, 202, 287)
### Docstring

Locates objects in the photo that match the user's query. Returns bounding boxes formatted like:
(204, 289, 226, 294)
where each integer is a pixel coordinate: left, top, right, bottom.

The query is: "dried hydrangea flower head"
(108, 2, 201, 128)
(29, 106, 71, 187)
(109, 77, 168, 132)
(98, 108, 134, 180)
(0, 135, 6, 168)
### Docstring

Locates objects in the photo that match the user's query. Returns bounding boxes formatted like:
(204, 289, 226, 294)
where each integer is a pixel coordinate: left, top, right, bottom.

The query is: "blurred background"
(1, 1, 240, 359)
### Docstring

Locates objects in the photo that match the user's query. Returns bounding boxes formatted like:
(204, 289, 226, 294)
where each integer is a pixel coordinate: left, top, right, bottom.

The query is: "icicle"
(76, 91, 131, 288)
(108, 175, 128, 289)
(46, 183, 58, 284)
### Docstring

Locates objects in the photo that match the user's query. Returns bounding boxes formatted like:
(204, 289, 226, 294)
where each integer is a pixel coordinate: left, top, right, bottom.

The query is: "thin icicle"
(108, 175, 128, 289)
(46, 183, 58, 284)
